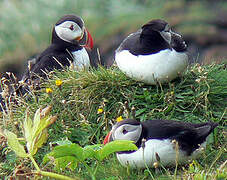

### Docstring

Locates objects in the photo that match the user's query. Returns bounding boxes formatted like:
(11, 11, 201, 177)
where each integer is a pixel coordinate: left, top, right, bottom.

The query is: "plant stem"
(29, 154, 40, 171)
(93, 161, 99, 177)
(84, 163, 96, 180)
(38, 170, 79, 180)
(29, 154, 79, 180)
(174, 141, 179, 180)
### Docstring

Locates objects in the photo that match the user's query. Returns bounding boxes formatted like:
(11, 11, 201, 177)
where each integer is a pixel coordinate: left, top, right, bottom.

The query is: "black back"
(116, 19, 187, 56)
(140, 119, 218, 155)
(118, 119, 218, 155)
(23, 43, 82, 81)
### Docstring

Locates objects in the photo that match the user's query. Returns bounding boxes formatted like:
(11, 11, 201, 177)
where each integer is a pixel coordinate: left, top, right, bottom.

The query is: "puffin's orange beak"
(103, 131, 112, 145)
(84, 29, 93, 50)
(77, 28, 94, 50)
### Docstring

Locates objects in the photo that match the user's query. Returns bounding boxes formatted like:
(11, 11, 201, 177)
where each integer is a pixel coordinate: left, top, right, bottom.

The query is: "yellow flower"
(97, 108, 103, 114)
(55, 80, 63, 86)
(153, 162, 159, 168)
(46, 88, 53, 94)
(116, 116, 123, 122)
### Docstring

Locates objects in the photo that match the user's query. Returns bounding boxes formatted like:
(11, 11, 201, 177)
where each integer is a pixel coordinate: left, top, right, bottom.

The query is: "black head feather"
(141, 19, 168, 33)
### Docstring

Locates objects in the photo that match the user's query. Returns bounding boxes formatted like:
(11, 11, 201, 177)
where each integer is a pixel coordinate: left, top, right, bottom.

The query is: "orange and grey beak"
(103, 131, 112, 145)
(79, 28, 94, 50)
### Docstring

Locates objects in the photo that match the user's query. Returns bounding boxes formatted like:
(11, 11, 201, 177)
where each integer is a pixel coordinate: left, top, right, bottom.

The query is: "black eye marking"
(164, 29, 170, 32)
(69, 24, 74, 31)
(123, 129, 128, 134)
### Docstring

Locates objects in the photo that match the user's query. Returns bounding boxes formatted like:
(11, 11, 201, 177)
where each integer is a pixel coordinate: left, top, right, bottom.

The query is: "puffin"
(103, 118, 218, 168)
(0, 14, 94, 109)
(22, 14, 93, 82)
(115, 19, 188, 85)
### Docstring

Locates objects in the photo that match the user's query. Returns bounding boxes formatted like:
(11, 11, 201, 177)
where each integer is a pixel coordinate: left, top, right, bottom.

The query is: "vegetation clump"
(0, 63, 226, 179)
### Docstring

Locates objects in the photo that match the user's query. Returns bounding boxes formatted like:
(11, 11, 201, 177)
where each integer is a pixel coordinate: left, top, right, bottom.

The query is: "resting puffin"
(104, 119, 218, 168)
(115, 19, 188, 84)
(1, 15, 93, 110)
(22, 14, 93, 82)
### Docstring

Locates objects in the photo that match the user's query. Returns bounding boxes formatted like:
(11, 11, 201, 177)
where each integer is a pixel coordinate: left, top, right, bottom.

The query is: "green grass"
(0, 63, 226, 179)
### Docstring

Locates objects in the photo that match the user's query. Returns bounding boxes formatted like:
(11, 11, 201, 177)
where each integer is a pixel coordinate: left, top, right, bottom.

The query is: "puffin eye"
(69, 24, 74, 31)
(122, 129, 128, 134)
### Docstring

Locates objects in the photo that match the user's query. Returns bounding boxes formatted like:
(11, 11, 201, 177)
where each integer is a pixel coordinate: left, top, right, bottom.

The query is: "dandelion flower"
(97, 108, 103, 114)
(153, 162, 159, 168)
(46, 88, 53, 94)
(116, 116, 123, 122)
(55, 80, 63, 87)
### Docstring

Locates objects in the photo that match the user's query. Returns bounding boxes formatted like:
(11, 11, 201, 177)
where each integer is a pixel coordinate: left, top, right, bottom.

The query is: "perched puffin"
(1, 14, 93, 111)
(115, 19, 188, 84)
(22, 14, 93, 82)
(104, 119, 218, 168)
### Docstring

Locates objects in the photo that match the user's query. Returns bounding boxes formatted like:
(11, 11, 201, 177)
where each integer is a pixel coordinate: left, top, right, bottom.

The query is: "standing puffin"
(115, 19, 188, 84)
(22, 14, 93, 82)
(104, 119, 218, 168)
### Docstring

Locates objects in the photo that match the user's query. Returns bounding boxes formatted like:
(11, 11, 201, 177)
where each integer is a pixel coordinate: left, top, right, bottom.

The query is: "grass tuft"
(0, 63, 226, 179)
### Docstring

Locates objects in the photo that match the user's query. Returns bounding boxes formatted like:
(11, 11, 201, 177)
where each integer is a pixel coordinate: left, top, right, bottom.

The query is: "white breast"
(72, 48, 90, 70)
(116, 139, 205, 168)
(115, 49, 188, 84)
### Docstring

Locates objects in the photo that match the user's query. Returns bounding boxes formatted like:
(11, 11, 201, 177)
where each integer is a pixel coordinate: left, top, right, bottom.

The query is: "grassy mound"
(0, 63, 226, 179)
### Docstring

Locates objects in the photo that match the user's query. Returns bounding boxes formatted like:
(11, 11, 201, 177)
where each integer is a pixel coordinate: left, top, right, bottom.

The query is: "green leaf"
(82, 144, 102, 159)
(135, 108, 147, 116)
(96, 140, 138, 161)
(32, 107, 42, 136)
(54, 156, 78, 171)
(4, 130, 27, 158)
(24, 106, 57, 155)
(23, 110, 33, 145)
(84, 144, 102, 151)
(32, 107, 56, 141)
(43, 144, 84, 164)
(175, 94, 185, 99)
(30, 129, 48, 155)
(32, 115, 56, 149)
(52, 139, 73, 146)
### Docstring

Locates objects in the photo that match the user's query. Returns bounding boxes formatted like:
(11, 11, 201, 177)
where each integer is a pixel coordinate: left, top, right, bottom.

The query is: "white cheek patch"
(55, 21, 83, 43)
(160, 31, 171, 44)
(170, 31, 182, 38)
(113, 124, 142, 143)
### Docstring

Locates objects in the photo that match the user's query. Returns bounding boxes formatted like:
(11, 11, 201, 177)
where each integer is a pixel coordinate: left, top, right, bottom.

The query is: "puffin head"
(103, 119, 142, 145)
(141, 19, 172, 44)
(53, 14, 93, 49)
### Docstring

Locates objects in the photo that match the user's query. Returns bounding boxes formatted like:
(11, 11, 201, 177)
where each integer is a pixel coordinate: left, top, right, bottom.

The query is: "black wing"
(141, 119, 217, 155)
(22, 46, 73, 82)
(117, 29, 171, 56)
